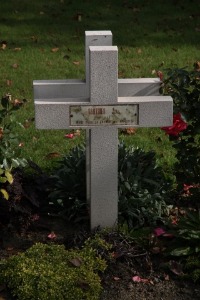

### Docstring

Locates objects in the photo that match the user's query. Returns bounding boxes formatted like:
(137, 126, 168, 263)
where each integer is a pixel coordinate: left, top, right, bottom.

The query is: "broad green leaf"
(170, 246, 191, 256)
(11, 158, 27, 168)
(3, 158, 9, 170)
(0, 189, 9, 200)
(0, 176, 7, 183)
(11, 159, 20, 168)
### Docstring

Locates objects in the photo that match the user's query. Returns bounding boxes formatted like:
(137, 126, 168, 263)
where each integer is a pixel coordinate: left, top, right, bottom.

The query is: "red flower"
(154, 227, 166, 236)
(161, 113, 187, 136)
(65, 133, 74, 139)
(183, 183, 193, 191)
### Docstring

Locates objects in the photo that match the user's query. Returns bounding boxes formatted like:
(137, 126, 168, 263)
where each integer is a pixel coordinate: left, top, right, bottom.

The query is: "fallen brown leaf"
(45, 152, 61, 159)
(73, 61, 80, 65)
(194, 61, 200, 71)
(1, 43, 7, 50)
(31, 36, 38, 43)
(51, 47, 59, 53)
(113, 277, 120, 281)
(151, 247, 161, 254)
(74, 129, 81, 136)
(137, 48, 142, 54)
(13, 99, 23, 106)
(6, 80, 12, 86)
(69, 257, 83, 267)
(12, 63, 19, 69)
(121, 128, 136, 135)
(14, 47, 21, 51)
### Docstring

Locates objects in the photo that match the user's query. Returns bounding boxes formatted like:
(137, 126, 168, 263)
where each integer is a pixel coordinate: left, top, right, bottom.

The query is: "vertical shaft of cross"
(85, 32, 113, 213)
(85, 32, 118, 228)
(88, 46, 118, 228)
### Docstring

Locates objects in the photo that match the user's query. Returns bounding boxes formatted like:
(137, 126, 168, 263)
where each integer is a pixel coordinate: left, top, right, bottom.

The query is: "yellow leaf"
(5, 170, 13, 184)
(1, 189, 9, 200)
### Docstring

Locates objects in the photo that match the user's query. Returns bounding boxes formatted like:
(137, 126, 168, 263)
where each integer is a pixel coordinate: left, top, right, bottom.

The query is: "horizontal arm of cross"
(34, 95, 172, 129)
(33, 78, 161, 99)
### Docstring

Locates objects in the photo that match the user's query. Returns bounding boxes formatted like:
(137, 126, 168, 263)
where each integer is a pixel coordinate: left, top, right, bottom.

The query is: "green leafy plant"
(161, 67, 200, 206)
(1, 160, 53, 232)
(0, 242, 107, 300)
(184, 255, 200, 283)
(0, 95, 45, 231)
(167, 210, 200, 257)
(48, 145, 87, 222)
(49, 143, 171, 227)
(118, 142, 171, 228)
(0, 94, 27, 200)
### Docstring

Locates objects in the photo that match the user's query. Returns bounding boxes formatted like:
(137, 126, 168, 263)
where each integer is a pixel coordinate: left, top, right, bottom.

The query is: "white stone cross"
(34, 31, 173, 229)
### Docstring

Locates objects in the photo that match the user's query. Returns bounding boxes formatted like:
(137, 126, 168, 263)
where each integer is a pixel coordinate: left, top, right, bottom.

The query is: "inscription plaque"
(70, 105, 138, 126)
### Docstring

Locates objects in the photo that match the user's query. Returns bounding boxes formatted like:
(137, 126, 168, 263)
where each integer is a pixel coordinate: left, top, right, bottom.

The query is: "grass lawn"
(0, 0, 199, 171)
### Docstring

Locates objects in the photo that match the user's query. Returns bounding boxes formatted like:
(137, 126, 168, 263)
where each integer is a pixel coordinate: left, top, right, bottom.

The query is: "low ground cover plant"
(0, 241, 107, 300)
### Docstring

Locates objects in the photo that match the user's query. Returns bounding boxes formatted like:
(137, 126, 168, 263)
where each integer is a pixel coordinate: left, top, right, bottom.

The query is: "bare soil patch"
(0, 216, 199, 300)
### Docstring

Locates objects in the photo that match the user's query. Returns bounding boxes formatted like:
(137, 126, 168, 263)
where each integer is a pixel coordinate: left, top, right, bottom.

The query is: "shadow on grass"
(1, 0, 200, 48)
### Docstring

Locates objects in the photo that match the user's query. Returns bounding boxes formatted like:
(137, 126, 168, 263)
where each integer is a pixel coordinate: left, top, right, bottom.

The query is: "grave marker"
(34, 31, 173, 229)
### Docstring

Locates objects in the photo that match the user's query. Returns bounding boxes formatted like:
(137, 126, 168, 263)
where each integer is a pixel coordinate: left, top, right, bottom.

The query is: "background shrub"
(161, 67, 200, 208)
